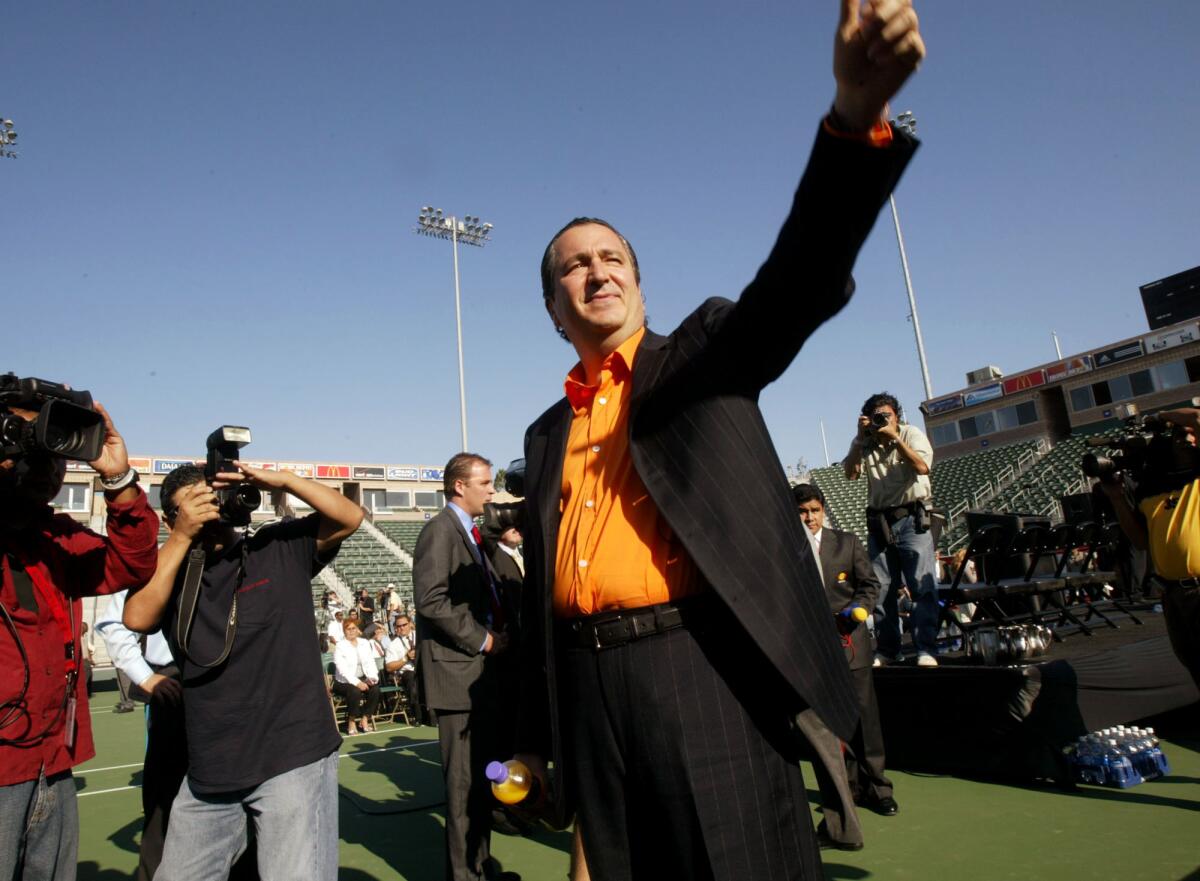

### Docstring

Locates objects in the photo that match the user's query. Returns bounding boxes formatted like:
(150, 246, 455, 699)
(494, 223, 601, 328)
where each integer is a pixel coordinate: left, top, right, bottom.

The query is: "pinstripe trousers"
(560, 620, 823, 881)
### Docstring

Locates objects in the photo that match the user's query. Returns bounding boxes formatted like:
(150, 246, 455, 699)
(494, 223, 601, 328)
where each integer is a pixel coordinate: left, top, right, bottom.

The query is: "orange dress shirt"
(554, 327, 700, 617)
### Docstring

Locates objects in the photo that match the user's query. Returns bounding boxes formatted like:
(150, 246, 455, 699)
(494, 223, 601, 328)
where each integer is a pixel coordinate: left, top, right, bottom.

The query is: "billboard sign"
(153, 458, 195, 475)
(316, 464, 351, 479)
(353, 466, 386, 480)
(388, 466, 419, 481)
(420, 467, 445, 482)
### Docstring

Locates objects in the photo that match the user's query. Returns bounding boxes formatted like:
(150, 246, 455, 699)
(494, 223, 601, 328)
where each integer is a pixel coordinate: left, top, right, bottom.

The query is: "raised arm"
(224, 462, 363, 554)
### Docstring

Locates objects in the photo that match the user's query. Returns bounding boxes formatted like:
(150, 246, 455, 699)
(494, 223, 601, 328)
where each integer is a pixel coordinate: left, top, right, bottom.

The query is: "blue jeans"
(0, 769, 78, 881)
(156, 750, 339, 881)
(869, 513, 939, 658)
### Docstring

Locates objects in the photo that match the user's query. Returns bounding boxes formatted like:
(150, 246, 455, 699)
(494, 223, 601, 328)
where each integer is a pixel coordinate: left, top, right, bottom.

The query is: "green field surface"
(75, 692, 1200, 881)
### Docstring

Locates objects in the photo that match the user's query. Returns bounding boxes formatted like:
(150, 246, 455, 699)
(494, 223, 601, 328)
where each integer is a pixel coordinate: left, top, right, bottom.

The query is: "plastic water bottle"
(486, 758, 541, 806)
(1103, 739, 1143, 788)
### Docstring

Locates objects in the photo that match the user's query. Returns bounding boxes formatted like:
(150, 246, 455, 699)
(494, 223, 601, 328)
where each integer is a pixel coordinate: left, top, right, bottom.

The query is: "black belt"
(558, 597, 713, 651)
(868, 504, 919, 525)
(1161, 576, 1200, 589)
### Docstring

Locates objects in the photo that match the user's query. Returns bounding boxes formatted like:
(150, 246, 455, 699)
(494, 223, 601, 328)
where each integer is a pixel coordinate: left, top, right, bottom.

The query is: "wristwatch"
(100, 468, 140, 493)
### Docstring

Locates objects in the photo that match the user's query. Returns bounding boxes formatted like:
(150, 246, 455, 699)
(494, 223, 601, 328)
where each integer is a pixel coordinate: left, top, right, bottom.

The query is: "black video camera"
(0, 373, 106, 462)
(205, 426, 261, 527)
(1082, 402, 1200, 497)
(871, 411, 890, 429)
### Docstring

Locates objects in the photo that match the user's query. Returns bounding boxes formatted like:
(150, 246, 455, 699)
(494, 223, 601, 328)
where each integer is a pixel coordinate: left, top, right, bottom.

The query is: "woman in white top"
(332, 620, 381, 735)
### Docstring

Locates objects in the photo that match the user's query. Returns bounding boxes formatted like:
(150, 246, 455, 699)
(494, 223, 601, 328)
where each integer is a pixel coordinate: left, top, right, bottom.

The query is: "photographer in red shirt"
(1, 385, 158, 881)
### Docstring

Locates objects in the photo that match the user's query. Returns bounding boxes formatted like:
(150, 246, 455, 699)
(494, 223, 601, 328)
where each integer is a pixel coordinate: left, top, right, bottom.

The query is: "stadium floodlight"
(0, 118, 17, 159)
(888, 110, 932, 402)
(414, 206, 495, 452)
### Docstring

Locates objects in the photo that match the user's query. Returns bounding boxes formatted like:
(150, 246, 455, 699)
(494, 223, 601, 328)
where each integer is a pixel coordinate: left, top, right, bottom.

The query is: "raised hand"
(833, 0, 925, 132)
(88, 402, 131, 481)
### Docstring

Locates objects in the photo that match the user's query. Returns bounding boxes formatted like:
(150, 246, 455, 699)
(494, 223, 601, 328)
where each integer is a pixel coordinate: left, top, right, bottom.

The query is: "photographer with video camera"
(1, 373, 159, 880)
(1091, 406, 1200, 690)
(844, 391, 940, 667)
(122, 426, 362, 881)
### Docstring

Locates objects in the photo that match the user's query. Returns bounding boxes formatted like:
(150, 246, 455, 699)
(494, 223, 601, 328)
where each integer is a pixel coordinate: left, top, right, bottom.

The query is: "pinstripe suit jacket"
(413, 507, 497, 712)
(517, 126, 917, 811)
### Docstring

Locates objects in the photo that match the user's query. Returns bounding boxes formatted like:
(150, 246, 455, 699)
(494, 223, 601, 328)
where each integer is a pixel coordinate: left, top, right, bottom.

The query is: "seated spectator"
(363, 622, 390, 658)
(332, 620, 380, 735)
(327, 610, 345, 645)
(384, 615, 419, 720)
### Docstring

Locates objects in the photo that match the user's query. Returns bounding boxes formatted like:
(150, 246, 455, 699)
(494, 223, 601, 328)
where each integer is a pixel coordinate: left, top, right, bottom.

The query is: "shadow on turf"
(77, 861, 130, 881)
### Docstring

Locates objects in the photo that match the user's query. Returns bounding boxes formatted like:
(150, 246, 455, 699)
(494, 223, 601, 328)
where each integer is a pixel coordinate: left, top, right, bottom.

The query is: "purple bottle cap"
(485, 761, 508, 783)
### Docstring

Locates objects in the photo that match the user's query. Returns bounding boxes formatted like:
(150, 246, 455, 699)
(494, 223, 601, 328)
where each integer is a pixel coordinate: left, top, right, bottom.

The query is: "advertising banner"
(153, 458, 195, 475)
(316, 464, 351, 479)
(925, 394, 964, 416)
(1093, 340, 1143, 368)
(277, 463, 315, 478)
(420, 467, 445, 482)
(353, 466, 386, 480)
(242, 461, 277, 471)
(1143, 322, 1200, 353)
(1046, 355, 1093, 382)
(963, 383, 1003, 407)
(1002, 369, 1047, 395)
(388, 466, 420, 481)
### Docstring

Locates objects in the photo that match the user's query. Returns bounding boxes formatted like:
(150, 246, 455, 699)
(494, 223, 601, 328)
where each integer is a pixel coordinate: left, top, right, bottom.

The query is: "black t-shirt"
(164, 514, 341, 793)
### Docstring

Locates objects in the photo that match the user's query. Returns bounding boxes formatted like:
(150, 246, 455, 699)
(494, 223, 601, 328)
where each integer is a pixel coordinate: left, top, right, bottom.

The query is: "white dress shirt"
(384, 633, 416, 673)
(327, 619, 345, 643)
(95, 590, 174, 688)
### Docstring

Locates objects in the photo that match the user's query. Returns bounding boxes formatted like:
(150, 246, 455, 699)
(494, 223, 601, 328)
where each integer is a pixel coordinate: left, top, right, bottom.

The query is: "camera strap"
(176, 539, 245, 670)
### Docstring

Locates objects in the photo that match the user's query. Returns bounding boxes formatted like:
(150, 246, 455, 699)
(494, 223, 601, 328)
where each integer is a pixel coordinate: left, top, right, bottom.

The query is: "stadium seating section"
(810, 431, 1105, 552)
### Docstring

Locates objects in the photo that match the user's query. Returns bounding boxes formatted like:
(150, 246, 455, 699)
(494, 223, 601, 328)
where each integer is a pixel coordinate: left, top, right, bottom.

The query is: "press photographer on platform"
(123, 427, 362, 881)
(1, 374, 159, 880)
(1093, 406, 1200, 691)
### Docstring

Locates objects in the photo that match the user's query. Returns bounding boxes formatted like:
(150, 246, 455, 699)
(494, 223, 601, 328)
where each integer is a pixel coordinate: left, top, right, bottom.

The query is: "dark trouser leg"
(844, 666, 892, 802)
(436, 709, 495, 881)
(562, 622, 823, 881)
(1162, 584, 1200, 692)
(138, 697, 189, 881)
(362, 684, 381, 718)
(334, 680, 365, 719)
(794, 708, 863, 846)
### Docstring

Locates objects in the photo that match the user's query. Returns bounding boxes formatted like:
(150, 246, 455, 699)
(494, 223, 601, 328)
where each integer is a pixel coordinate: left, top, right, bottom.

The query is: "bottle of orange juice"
(485, 758, 541, 806)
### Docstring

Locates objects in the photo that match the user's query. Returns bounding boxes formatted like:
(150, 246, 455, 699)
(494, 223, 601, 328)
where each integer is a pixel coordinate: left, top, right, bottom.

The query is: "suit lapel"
(629, 329, 669, 423)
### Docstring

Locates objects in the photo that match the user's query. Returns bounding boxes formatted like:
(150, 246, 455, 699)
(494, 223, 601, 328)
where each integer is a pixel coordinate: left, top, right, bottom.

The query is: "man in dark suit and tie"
(414, 454, 518, 881)
(513, 3, 925, 877)
(793, 484, 896, 817)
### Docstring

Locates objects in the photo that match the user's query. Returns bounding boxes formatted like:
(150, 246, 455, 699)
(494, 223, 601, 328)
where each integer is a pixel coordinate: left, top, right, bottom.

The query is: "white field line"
(76, 736, 440, 798)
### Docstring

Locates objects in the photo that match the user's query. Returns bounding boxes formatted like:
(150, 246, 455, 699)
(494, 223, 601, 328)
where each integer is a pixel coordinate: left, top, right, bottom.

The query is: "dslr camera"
(0, 373, 106, 462)
(1082, 402, 1200, 496)
(205, 425, 261, 527)
(870, 412, 891, 430)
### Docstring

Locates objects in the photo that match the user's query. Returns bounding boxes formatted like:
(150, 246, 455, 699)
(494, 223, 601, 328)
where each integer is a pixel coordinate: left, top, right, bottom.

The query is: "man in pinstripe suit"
(513, 3, 926, 878)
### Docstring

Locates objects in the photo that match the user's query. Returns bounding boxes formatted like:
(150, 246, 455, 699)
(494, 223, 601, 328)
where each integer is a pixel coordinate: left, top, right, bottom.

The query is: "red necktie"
(471, 526, 506, 630)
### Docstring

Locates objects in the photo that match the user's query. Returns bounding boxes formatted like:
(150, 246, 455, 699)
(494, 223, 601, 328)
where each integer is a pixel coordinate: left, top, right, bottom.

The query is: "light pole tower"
(888, 111, 933, 402)
(414, 207, 493, 452)
(0, 118, 17, 159)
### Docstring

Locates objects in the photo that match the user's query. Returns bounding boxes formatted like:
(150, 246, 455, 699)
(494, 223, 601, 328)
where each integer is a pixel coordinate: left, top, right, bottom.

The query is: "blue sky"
(5, 1, 1198, 474)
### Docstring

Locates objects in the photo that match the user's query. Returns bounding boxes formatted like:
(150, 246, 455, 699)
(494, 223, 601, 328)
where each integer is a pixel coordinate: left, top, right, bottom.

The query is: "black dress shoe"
(862, 795, 899, 816)
(815, 824, 864, 852)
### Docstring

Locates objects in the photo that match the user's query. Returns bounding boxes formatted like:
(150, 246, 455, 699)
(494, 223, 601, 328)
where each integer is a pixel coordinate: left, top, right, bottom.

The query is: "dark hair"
(443, 452, 492, 498)
(861, 392, 903, 421)
(540, 217, 641, 341)
(363, 623, 379, 639)
(161, 464, 206, 522)
(791, 483, 826, 509)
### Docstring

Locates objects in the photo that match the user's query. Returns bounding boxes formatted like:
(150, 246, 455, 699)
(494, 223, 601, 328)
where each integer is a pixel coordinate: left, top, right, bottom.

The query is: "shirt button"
(585, 500, 595, 509)
(591, 445, 601, 453)
(598, 397, 608, 405)
(579, 560, 588, 568)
